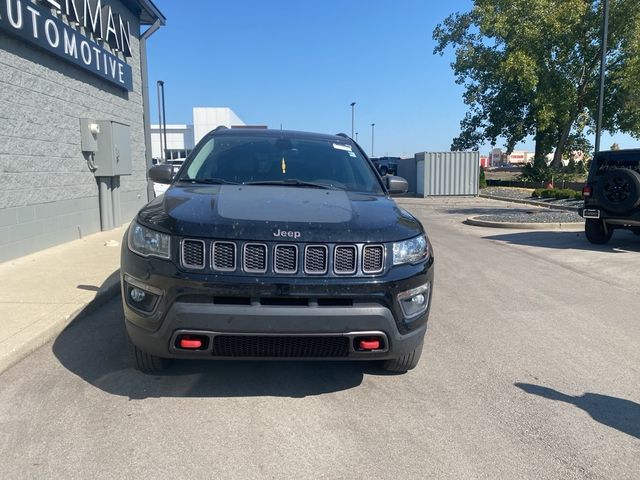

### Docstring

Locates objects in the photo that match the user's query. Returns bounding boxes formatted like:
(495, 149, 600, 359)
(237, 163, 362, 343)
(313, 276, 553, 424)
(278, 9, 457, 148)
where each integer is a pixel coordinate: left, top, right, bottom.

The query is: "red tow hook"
(179, 337, 203, 349)
(358, 338, 381, 350)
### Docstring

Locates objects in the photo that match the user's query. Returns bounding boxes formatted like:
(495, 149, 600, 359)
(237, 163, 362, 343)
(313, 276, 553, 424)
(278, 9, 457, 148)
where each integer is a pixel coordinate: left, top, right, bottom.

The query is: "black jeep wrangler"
(580, 149, 640, 244)
(121, 129, 434, 374)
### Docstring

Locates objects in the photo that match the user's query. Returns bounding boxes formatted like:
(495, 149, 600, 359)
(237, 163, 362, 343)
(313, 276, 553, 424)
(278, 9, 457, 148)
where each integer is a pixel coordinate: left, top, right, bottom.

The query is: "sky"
(146, 0, 639, 158)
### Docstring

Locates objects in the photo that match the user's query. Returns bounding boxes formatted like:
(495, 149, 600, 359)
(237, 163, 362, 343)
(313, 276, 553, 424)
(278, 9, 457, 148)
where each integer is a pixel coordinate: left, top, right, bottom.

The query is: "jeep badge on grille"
(273, 229, 301, 239)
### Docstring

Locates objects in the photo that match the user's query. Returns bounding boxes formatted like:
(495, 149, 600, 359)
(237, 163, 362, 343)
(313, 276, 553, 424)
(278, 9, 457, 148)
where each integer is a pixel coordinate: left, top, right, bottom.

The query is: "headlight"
(128, 222, 171, 259)
(393, 234, 429, 265)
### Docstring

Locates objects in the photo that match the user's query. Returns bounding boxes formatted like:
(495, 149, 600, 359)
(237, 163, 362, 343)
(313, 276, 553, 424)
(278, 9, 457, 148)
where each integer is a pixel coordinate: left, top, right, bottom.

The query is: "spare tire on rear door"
(596, 168, 640, 213)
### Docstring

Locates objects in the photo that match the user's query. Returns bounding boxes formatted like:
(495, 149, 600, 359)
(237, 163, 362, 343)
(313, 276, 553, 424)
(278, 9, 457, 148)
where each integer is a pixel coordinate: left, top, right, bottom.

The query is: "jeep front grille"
(243, 243, 267, 273)
(362, 245, 384, 274)
(304, 245, 328, 274)
(211, 335, 349, 357)
(180, 239, 388, 276)
(181, 240, 205, 269)
(212, 241, 236, 271)
(274, 245, 298, 274)
(334, 245, 357, 274)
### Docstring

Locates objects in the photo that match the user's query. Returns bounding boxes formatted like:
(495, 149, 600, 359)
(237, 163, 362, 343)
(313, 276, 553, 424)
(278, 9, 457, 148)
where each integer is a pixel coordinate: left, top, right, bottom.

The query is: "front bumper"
(121, 245, 434, 360)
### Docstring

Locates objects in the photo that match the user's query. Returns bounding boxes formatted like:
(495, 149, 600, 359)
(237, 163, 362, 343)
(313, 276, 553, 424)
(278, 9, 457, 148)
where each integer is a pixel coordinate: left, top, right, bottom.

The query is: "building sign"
(0, 0, 133, 91)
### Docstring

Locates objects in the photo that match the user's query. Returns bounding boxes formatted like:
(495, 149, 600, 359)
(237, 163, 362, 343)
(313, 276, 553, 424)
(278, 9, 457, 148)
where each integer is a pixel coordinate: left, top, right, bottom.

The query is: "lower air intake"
(211, 335, 349, 357)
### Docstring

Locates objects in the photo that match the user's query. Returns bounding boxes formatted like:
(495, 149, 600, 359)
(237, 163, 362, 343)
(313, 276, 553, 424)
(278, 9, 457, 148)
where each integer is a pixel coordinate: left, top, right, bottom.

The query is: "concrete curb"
(0, 272, 121, 375)
(465, 216, 583, 230)
(480, 193, 580, 212)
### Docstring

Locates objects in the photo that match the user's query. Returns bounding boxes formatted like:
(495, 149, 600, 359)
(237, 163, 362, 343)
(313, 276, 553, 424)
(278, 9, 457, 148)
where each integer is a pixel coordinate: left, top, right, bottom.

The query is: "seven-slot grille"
(334, 245, 357, 274)
(212, 241, 236, 271)
(180, 240, 387, 276)
(304, 245, 328, 274)
(274, 245, 298, 274)
(362, 245, 385, 274)
(181, 239, 205, 269)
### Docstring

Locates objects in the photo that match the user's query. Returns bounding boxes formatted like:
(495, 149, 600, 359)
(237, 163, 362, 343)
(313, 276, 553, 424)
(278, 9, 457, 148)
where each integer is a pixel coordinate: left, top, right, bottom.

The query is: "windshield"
(178, 135, 384, 193)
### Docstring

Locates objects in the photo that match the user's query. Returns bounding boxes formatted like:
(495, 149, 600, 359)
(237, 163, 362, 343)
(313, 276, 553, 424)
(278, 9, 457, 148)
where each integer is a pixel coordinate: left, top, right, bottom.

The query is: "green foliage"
(532, 188, 581, 200)
(433, 0, 640, 163)
(479, 166, 488, 189)
(520, 156, 551, 182)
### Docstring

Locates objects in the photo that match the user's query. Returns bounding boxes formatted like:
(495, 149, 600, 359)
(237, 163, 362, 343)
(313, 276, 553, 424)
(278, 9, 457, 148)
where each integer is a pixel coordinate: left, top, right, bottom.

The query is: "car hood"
(137, 185, 423, 242)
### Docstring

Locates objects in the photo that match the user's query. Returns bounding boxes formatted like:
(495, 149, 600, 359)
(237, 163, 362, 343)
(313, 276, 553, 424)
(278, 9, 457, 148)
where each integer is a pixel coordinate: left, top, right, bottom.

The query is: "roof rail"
(213, 126, 229, 132)
(335, 133, 350, 139)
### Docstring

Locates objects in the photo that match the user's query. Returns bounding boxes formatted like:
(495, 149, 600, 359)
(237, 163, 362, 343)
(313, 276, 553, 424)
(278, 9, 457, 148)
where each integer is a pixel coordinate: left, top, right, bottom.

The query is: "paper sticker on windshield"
(333, 143, 352, 151)
(348, 151, 357, 157)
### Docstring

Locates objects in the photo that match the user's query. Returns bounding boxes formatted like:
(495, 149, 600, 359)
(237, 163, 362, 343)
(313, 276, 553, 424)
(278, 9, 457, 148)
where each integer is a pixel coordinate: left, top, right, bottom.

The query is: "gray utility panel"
(416, 151, 479, 196)
(94, 121, 132, 177)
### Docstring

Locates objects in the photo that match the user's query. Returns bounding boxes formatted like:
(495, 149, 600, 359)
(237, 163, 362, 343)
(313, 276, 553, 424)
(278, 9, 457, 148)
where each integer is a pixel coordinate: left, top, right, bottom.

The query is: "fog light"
(397, 282, 431, 319)
(412, 294, 425, 305)
(123, 275, 163, 314)
(130, 287, 146, 303)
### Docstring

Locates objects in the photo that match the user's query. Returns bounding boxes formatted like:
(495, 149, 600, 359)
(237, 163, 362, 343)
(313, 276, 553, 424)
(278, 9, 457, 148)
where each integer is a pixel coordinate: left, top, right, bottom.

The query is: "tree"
(610, 142, 621, 150)
(433, 0, 640, 167)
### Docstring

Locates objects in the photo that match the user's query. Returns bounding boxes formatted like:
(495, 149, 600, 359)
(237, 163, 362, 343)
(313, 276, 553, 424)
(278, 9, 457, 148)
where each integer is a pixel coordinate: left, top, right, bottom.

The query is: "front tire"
(128, 337, 171, 374)
(382, 341, 424, 373)
(585, 219, 612, 245)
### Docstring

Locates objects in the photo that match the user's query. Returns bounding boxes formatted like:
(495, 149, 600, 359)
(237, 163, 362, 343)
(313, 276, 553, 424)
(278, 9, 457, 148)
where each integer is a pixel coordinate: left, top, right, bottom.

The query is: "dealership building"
(0, 0, 165, 262)
(151, 107, 246, 160)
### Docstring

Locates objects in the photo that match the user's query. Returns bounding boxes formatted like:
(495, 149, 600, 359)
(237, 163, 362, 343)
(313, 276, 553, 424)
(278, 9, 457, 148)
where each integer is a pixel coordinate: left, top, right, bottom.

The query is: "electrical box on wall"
(93, 121, 132, 176)
(79, 118, 100, 152)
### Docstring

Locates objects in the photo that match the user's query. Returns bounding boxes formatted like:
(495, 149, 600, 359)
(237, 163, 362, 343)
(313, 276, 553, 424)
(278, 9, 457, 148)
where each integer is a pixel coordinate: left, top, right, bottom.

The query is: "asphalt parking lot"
(0, 197, 638, 479)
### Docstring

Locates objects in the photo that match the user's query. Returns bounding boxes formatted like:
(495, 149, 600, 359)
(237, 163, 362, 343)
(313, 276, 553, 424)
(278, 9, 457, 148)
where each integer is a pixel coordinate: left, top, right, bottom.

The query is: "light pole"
(371, 123, 375, 157)
(157, 80, 168, 161)
(156, 81, 164, 161)
(350, 102, 356, 139)
(595, 0, 609, 154)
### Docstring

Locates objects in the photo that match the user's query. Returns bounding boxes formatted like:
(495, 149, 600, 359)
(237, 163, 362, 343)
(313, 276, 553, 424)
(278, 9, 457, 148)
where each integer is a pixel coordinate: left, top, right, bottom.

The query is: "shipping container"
(415, 151, 479, 196)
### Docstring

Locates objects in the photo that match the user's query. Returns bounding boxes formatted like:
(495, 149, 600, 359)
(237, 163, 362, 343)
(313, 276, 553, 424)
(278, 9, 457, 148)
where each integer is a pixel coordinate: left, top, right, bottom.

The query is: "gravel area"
(475, 209, 583, 224)
(481, 186, 583, 209)
(482, 186, 534, 200)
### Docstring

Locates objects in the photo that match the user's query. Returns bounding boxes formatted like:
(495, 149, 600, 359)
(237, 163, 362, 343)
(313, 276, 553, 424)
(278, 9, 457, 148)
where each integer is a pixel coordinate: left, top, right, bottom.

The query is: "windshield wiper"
(244, 179, 339, 190)
(178, 178, 240, 185)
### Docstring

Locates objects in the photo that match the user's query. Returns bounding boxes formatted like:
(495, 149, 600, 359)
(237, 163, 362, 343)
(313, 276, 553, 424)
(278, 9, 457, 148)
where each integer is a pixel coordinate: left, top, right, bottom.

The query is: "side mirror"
(386, 175, 408, 194)
(149, 164, 174, 184)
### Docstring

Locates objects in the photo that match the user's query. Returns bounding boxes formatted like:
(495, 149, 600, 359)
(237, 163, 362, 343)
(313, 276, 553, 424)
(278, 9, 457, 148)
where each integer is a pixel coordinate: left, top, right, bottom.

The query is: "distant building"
(152, 107, 257, 159)
(491, 148, 503, 166)
(480, 155, 490, 168)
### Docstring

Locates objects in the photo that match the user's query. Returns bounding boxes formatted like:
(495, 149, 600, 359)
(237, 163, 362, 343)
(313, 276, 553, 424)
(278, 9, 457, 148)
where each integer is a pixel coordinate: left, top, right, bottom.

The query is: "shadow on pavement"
(515, 383, 640, 440)
(485, 230, 640, 253)
(52, 297, 372, 400)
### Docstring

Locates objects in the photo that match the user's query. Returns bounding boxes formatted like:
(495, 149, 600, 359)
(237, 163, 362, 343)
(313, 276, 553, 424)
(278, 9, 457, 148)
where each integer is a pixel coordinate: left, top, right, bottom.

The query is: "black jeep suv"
(580, 149, 640, 244)
(121, 129, 434, 374)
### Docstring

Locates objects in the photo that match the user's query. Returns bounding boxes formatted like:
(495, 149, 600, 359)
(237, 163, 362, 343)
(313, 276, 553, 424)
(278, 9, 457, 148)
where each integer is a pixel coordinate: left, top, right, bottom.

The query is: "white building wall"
(193, 107, 245, 144)
(151, 124, 194, 159)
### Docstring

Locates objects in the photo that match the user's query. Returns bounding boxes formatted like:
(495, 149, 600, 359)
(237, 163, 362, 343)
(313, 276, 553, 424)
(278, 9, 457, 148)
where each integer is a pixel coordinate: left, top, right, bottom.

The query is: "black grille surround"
(243, 243, 268, 273)
(274, 244, 298, 274)
(304, 245, 328, 274)
(179, 239, 388, 277)
(334, 245, 357, 274)
(212, 241, 236, 271)
(362, 245, 385, 274)
(181, 239, 205, 269)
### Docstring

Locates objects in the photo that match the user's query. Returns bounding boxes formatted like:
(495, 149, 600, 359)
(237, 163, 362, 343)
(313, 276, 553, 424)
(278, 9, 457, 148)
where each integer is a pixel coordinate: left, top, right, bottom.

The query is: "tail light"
(582, 185, 592, 198)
